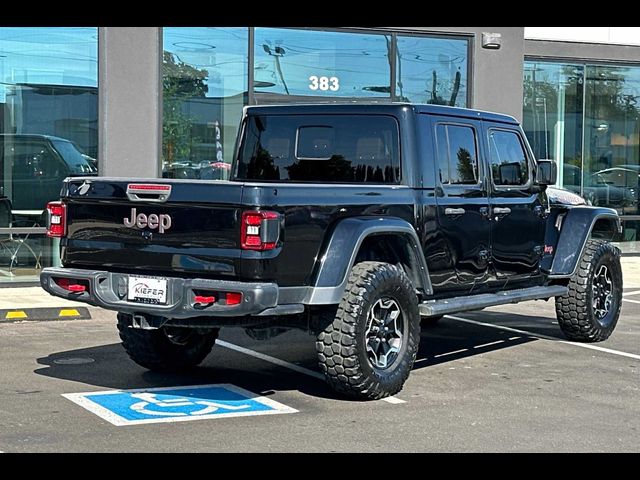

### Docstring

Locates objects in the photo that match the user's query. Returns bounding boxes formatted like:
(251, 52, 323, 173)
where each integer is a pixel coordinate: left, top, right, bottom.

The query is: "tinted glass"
(583, 64, 640, 217)
(396, 36, 469, 106)
(488, 130, 529, 186)
(236, 115, 400, 183)
(163, 27, 248, 180)
(0, 27, 98, 204)
(0, 27, 98, 283)
(523, 60, 640, 245)
(254, 28, 391, 99)
(51, 139, 98, 175)
(435, 124, 449, 184)
(436, 124, 478, 185)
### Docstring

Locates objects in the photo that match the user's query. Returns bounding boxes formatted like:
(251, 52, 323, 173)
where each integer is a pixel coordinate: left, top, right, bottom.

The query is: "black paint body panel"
(55, 103, 621, 303)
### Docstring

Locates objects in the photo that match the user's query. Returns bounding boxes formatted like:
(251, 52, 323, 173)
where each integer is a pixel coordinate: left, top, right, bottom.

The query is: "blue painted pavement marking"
(62, 383, 297, 426)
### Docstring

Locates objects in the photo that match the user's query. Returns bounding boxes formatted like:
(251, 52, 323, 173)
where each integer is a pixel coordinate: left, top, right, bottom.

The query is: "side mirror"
(498, 163, 522, 185)
(536, 159, 557, 186)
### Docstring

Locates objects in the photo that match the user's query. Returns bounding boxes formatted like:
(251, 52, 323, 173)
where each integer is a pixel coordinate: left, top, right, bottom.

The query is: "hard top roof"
(245, 103, 518, 125)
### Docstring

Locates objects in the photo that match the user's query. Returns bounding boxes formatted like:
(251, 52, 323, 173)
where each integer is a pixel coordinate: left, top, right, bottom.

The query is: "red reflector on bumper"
(194, 295, 215, 304)
(54, 278, 88, 293)
(226, 292, 242, 305)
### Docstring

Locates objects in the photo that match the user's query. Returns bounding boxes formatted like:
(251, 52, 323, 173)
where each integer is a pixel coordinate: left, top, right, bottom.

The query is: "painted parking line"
(445, 315, 640, 361)
(473, 340, 506, 349)
(623, 298, 640, 305)
(63, 383, 297, 426)
(217, 340, 407, 405)
(433, 348, 469, 359)
(622, 290, 640, 297)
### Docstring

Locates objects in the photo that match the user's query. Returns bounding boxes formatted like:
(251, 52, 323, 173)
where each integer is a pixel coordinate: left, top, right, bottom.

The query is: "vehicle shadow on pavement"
(32, 310, 565, 400)
(33, 341, 337, 399)
(413, 312, 558, 370)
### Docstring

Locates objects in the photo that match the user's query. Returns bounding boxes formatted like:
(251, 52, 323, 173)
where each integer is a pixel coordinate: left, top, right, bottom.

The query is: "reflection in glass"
(436, 124, 478, 185)
(488, 130, 529, 186)
(236, 115, 400, 184)
(523, 61, 584, 192)
(523, 60, 640, 243)
(396, 36, 468, 106)
(584, 65, 640, 218)
(254, 28, 391, 99)
(0, 27, 97, 283)
(162, 27, 248, 180)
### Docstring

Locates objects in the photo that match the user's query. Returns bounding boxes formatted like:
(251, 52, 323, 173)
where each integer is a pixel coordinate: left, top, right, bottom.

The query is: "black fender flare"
(549, 206, 621, 278)
(301, 217, 432, 305)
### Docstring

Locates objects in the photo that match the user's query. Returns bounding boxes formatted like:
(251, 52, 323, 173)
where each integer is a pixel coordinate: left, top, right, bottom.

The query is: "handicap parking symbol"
(63, 384, 297, 426)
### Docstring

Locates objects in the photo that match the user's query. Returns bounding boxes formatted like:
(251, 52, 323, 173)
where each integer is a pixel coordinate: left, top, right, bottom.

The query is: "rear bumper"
(40, 267, 281, 319)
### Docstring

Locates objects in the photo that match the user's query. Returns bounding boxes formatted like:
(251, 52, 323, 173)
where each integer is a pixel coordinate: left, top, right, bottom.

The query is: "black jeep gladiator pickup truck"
(41, 104, 623, 400)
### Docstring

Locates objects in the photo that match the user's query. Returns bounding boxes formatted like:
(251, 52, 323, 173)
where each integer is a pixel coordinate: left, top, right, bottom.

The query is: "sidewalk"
(2, 257, 639, 309)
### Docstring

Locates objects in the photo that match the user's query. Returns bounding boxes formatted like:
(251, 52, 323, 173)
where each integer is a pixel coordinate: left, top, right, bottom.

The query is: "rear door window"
(435, 123, 479, 186)
(235, 114, 400, 183)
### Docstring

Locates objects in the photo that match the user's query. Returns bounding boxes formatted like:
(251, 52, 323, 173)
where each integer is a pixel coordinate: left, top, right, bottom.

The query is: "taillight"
(46, 201, 66, 238)
(240, 210, 280, 251)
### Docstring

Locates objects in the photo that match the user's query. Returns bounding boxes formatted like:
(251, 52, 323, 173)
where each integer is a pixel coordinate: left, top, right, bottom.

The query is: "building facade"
(0, 26, 639, 284)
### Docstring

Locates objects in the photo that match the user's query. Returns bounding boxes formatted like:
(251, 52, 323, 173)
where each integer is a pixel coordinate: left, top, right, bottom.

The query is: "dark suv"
(0, 134, 97, 211)
(41, 104, 623, 400)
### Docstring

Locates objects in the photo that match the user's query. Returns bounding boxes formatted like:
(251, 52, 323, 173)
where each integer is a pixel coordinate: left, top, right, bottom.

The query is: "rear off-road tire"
(555, 240, 622, 342)
(316, 261, 420, 400)
(117, 313, 218, 371)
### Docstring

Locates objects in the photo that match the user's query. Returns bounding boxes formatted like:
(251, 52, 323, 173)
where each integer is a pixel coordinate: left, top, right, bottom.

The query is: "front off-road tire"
(316, 262, 420, 400)
(117, 313, 219, 371)
(555, 240, 623, 342)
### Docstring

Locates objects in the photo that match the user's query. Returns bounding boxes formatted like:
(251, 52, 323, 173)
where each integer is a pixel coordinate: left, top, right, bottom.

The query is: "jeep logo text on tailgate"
(124, 208, 172, 233)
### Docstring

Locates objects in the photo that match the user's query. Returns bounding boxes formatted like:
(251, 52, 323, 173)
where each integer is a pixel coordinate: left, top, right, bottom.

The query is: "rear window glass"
(235, 114, 400, 183)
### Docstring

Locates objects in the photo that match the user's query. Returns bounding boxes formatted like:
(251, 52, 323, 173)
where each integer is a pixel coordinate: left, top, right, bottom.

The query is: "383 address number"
(309, 75, 340, 92)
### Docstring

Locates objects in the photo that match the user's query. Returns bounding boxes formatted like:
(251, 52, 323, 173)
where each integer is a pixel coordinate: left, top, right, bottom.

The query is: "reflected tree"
(456, 147, 475, 183)
(162, 52, 208, 164)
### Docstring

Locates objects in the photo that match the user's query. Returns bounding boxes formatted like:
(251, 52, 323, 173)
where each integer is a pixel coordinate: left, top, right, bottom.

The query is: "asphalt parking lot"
(0, 290, 638, 453)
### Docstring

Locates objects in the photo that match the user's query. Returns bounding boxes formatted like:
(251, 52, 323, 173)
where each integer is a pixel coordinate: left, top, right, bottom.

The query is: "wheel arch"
(549, 206, 622, 278)
(303, 217, 432, 305)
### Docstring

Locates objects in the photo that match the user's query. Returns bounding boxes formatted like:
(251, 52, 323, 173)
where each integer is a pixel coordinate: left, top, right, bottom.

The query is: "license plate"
(127, 276, 168, 305)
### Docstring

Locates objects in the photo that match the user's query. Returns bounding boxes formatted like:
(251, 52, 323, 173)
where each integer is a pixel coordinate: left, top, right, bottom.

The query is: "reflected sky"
(164, 27, 248, 98)
(163, 27, 469, 104)
(0, 27, 97, 88)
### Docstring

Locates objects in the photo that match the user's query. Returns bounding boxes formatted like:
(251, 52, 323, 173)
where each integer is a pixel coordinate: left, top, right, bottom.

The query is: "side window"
(436, 124, 479, 186)
(488, 130, 529, 187)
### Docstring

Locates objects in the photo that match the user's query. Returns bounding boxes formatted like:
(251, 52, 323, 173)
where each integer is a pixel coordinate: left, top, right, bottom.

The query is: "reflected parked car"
(0, 134, 98, 211)
(562, 163, 637, 214)
(162, 160, 231, 180)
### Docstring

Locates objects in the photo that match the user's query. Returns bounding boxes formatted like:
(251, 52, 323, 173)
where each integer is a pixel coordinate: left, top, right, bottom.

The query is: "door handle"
(493, 207, 512, 215)
(445, 208, 466, 216)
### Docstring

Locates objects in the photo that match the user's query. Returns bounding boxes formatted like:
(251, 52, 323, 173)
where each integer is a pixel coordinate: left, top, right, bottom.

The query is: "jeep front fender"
(548, 206, 621, 278)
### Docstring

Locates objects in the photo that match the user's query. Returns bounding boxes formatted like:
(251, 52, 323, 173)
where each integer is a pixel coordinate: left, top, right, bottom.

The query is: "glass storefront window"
(396, 36, 468, 106)
(584, 65, 640, 217)
(253, 28, 391, 100)
(523, 62, 584, 191)
(162, 27, 248, 180)
(523, 60, 640, 244)
(0, 27, 98, 283)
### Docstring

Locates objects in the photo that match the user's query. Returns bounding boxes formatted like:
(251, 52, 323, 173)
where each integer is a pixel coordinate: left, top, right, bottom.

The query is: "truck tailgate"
(62, 179, 244, 278)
